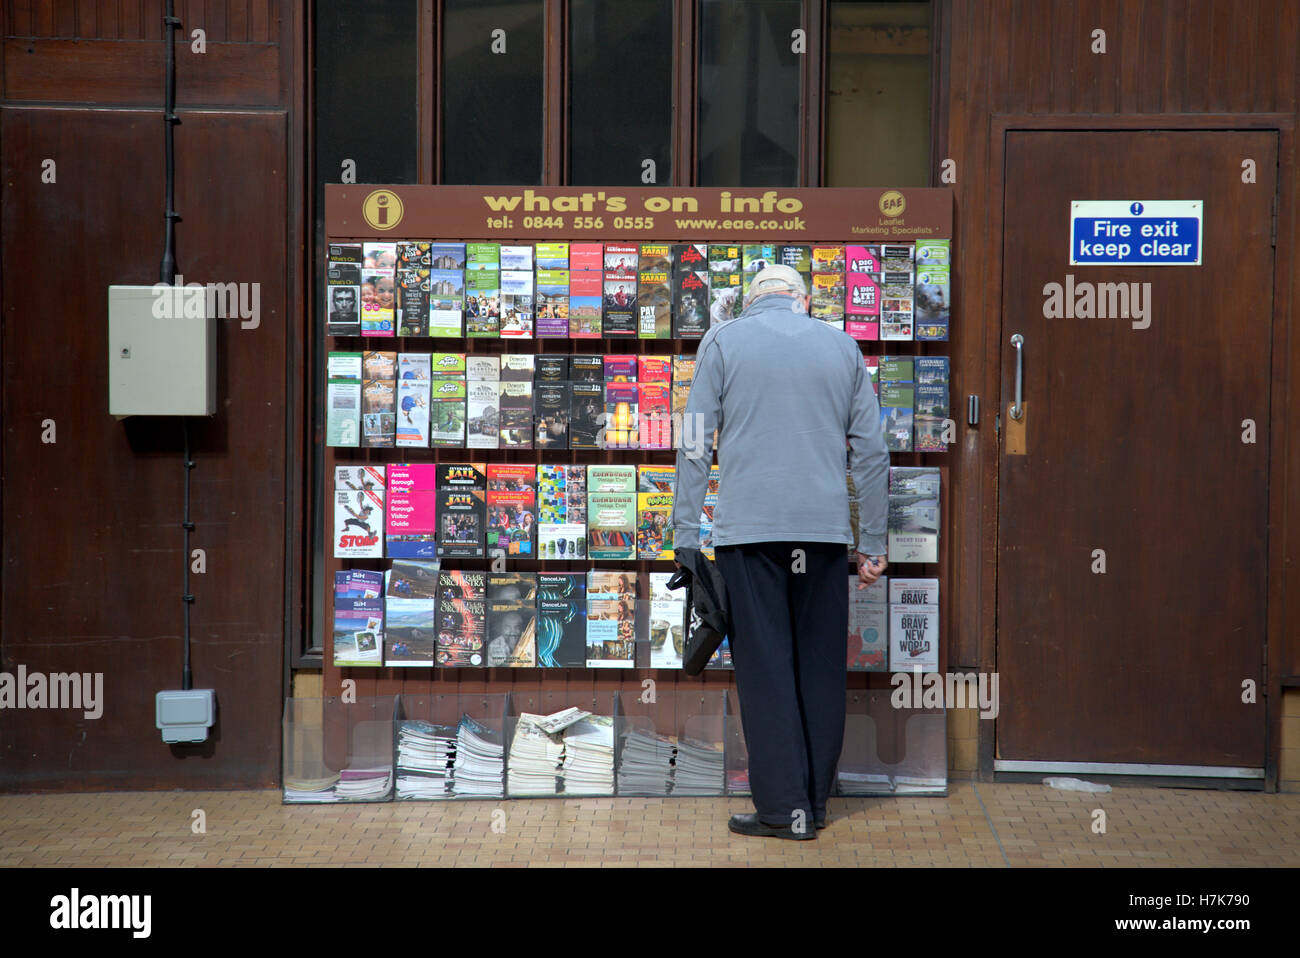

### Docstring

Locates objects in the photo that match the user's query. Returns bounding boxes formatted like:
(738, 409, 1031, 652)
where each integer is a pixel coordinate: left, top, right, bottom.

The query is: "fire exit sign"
(1070, 200, 1202, 266)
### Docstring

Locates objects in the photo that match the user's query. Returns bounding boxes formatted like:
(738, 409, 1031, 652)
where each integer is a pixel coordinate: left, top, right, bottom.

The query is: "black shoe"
(728, 812, 817, 840)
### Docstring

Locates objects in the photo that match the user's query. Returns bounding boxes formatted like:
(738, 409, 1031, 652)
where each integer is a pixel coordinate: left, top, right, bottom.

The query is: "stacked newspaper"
(561, 715, 615, 795)
(725, 768, 750, 795)
(616, 727, 677, 796)
(333, 765, 393, 800)
(396, 720, 457, 799)
(673, 736, 725, 795)
(837, 770, 894, 795)
(283, 773, 341, 803)
(533, 706, 592, 734)
(452, 714, 505, 797)
(507, 714, 565, 796)
(893, 774, 946, 794)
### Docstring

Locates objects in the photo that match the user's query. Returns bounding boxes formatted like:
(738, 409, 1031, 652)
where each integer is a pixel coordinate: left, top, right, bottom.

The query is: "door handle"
(1010, 333, 1025, 420)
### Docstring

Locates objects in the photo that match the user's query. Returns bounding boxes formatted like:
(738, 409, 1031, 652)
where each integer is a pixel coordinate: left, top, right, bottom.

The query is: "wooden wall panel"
(936, 0, 993, 678)
(4, 0, 281, 106)
(5, 0, 276, 42)
(1158, 1, 1185, 113)
(1185, 0, 1214, 113)
(1134, 0, 1164, 115)
(0, 106, 289, 790)
(0, 0, 300, 792)
(3, 39, 281, 104)
(1283, 0, 1300, 689)
(51, 0, 73, 37)
(1115, 0, 1143, 115)
(934, 0, 1300, 777)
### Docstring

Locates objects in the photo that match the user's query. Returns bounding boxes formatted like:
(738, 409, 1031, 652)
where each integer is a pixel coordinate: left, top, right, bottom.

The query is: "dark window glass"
(442, 0, 545, 184)
(312, 0, 418, 656)
(568, 0, 673, 185)
(315, 1, 419, 195)
(697, 0, 802, 187)
(826, 1, 931, 186)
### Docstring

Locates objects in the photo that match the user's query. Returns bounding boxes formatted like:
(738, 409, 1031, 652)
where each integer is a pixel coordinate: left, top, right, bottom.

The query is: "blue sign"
(1069, 200, 1202, 266)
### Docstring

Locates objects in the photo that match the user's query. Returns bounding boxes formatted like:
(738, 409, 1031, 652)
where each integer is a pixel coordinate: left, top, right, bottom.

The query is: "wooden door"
(996, 130, 1276, 771)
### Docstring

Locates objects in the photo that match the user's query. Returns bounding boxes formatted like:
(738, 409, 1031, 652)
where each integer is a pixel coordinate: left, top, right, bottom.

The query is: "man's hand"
(856, 552, 887, 588)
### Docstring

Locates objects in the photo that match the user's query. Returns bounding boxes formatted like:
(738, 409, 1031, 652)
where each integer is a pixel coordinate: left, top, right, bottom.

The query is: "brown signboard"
(325, 185, 951, 242)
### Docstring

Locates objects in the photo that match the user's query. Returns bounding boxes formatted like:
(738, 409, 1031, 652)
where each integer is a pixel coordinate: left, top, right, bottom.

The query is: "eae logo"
(49, 889, 151, 938)
(878, 190, 906, 217)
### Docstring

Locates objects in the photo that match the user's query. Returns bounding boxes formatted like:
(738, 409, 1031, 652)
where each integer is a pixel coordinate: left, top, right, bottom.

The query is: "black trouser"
(714, 541, 847, 827)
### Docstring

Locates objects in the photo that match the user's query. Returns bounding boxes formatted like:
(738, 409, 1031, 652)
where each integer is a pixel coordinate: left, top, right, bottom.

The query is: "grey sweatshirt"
(671, 292, 890, 555)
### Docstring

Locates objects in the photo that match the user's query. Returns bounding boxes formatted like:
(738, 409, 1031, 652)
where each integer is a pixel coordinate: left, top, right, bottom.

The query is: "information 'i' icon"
(362, 189, 404, 231)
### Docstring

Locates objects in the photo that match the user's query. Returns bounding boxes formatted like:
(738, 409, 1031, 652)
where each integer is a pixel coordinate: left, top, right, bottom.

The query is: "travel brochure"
(327, 234, 950, 680)
(330, 561, 936, 673)
(326, 239, 950, 342)
(329, 350, 949, 454)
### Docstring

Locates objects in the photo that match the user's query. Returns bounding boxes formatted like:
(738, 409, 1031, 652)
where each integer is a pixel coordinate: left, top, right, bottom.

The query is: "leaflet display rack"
(318, 184, 953, 798)
(282, 689, 945, 804)
(283, 695, 400, 804)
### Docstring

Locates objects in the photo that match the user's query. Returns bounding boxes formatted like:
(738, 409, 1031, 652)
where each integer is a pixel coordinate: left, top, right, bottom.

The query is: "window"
(697, 0, 803, 187)
(441, 0, 546, 184)
(825, 1, 932, 186)
(308, 0, 419, 661)
(568, 0, 674, 185)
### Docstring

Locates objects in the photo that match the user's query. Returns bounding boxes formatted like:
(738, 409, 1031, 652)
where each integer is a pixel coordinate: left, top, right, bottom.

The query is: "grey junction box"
(108, 284, 216, 416)
(155, 689, 217, 744)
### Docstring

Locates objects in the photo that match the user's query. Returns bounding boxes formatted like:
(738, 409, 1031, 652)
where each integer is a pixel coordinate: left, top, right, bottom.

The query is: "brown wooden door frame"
(287, 0, 310, 685)
(980, 113, 1296, 792)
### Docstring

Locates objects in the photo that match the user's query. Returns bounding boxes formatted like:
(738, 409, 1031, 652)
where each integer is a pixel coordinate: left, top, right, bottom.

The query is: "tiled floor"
(2, 783, 1297, 867)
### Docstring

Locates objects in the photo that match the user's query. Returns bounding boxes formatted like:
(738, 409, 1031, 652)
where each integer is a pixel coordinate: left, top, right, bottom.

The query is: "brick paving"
(1, 783, 1296, 867)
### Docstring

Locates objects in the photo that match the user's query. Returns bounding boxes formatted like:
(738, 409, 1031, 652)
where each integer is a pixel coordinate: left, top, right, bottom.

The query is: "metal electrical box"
(155, 689, 217, 744)
(108, 285, 216, 416)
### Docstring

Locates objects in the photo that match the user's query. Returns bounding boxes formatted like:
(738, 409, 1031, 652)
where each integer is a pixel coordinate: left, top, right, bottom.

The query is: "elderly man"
(672, 263, 889, 840)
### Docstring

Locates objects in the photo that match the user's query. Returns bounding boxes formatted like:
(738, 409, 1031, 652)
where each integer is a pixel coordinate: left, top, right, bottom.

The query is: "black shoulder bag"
(667, 547, 731, 676)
